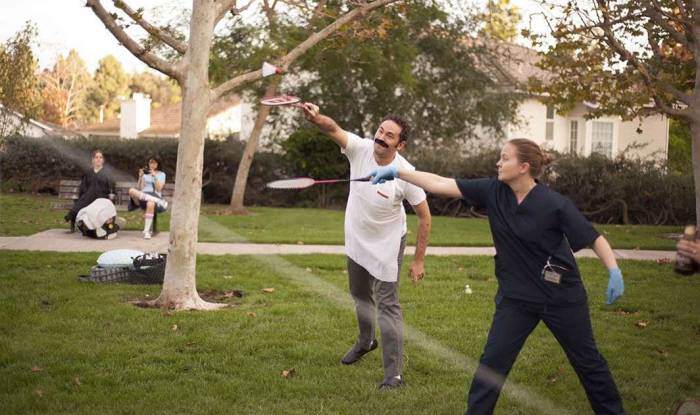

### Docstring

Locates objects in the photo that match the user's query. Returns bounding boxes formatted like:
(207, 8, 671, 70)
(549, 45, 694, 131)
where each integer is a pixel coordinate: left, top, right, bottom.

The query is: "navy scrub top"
(456, 178, 600, 305)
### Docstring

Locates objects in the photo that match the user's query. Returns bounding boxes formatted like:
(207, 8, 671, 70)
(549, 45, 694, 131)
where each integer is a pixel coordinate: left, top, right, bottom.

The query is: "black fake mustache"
(374, 138, 389, 148)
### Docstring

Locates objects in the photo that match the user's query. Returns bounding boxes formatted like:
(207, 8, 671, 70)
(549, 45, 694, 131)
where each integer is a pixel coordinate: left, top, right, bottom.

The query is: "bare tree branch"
(675, 0, 688, 17)
(313, 0, 328, 16)
(112, 0, 188, 54)
(215, 0, 255, 25)
(652, 95, 691, 118)
(216, 0, 238, 17)
(86, 0, 183, 82)
(692, 0, 700, 60)
(647, 0, 692, 50)
(212, 0, 400, 100)
(596, 0, 693, 105)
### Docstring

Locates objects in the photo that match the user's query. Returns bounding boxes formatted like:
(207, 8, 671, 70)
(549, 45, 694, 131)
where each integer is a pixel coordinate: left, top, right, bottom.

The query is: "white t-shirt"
(76, 198, 117, 237)
(342, 132, 426, 282)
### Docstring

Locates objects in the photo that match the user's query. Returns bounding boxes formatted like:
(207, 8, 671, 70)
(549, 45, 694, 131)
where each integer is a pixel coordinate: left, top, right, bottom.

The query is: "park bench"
(55, 180, 175, 234)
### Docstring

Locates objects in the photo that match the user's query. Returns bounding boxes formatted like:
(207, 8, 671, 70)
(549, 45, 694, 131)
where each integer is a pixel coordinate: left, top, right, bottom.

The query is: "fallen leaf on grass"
(73, 377, 81, 386)
(224, 290, 244, 298)
(547, 367, 566, 384)
(223, 275, 233, 280)
(655, 258, 671, 265)
(261, 288, 275, 293)
(655, 348, 669, 358)
(614, 309, 639, 316)
(635, 320, 649, 328)
(305, 267, 312, 272)
(31, 366, 42, 373)
(185, 341, 197, 347)
(171, 324, 178, 331)
(281, 368, 296, 378)
(35, 388, 43, 397)
(297, 240, 304, 245)
(247, 312, 257, 318)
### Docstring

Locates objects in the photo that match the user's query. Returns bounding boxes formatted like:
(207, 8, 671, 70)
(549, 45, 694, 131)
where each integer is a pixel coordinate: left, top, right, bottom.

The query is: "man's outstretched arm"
(299, 102, 349, 148)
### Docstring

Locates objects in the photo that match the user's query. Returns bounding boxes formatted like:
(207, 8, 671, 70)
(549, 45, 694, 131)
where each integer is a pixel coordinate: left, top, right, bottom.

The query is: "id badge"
(543, 270, 562, 284)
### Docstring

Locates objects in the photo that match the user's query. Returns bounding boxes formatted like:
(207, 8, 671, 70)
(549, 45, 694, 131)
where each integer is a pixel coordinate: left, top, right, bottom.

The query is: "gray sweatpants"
(347, 235, 407, 381)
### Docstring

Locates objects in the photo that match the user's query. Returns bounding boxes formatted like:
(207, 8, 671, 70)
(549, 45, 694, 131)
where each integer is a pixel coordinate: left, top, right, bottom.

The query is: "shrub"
(0, 135, 693, 224)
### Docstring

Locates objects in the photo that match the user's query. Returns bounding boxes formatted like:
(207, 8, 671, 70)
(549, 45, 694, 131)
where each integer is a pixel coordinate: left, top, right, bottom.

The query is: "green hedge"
(0, 135, 294, 207)
(411, 148, 694, 225)
(0, 135, 694, 225)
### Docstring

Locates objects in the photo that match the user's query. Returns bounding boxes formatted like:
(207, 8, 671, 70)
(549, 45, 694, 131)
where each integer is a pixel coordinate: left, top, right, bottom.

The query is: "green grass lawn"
(0, 192, 684, 250)
(0, 250, 698, 414)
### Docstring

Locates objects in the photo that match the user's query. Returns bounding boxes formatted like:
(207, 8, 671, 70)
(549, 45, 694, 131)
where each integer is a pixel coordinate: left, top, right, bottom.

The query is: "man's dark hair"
(381, 114, 411, 143)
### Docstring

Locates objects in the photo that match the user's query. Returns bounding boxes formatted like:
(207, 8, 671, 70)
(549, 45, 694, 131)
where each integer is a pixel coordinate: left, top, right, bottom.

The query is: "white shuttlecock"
(262, 61, 282, 77)
(464, 284, 473, 295)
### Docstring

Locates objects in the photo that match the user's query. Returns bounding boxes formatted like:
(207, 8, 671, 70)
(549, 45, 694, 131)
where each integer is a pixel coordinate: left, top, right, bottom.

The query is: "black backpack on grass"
(79, 253, 167, 284)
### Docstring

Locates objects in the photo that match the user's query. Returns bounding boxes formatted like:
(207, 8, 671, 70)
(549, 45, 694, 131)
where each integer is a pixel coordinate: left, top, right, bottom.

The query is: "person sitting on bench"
(127, 157, 168, 240)
(64, 149, 115, 233)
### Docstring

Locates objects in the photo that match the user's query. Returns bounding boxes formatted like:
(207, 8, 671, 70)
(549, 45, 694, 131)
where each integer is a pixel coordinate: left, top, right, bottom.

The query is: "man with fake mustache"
(299, 103, 432, 390)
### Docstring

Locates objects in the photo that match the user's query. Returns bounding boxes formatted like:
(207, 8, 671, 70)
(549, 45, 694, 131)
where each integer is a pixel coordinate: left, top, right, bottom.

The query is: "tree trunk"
(154, 0, 224, 310)
(227, 76, 283, 214)
(690, 119, 700, 228)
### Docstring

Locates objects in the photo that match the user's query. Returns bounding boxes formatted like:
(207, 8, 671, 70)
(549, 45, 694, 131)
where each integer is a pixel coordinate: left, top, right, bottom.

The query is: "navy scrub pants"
(465, 297, 625, 415)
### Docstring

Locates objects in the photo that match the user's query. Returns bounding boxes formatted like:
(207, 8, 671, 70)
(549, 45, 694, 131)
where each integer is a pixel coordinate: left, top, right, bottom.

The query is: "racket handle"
(352, 176, 371, 182)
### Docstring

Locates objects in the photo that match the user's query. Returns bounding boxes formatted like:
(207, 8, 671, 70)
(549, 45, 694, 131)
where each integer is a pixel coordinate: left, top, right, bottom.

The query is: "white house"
(506, 100, 669, 159)
(79, 93, 244, 140)
(0, 104, 82, 138)
(485, 43, 669, 160)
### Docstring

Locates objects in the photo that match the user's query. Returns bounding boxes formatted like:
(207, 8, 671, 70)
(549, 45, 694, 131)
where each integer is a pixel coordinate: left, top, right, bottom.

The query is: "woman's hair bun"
(541, 152, 554, 166)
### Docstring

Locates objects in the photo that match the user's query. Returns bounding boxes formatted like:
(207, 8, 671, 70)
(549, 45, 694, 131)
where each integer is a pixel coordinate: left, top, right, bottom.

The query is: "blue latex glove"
(606, 268, 624, 304)
(369, 165, 399, 184)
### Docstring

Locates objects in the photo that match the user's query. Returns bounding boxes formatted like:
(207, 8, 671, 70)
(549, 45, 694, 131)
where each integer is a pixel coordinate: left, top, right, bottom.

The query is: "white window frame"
(545, 104, 555, 141)
(584, 117, 618, 157)
(569, 119, 579, 154)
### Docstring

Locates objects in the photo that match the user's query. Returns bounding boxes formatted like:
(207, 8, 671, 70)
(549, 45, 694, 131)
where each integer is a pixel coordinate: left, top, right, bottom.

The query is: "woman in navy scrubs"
(369, 138, 625, 415)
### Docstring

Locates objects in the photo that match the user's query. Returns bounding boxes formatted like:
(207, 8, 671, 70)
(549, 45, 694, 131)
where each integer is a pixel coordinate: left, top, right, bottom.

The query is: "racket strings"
(266, 178, 316, 189)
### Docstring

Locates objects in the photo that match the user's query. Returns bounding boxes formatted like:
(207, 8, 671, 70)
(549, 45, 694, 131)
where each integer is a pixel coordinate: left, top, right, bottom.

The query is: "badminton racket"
(260, 95, 302, 107)
(267, 176, 371, 190)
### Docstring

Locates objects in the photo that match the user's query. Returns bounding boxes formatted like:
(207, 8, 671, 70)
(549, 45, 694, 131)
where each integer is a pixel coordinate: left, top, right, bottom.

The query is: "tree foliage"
(669, 118, 692, 175)
(529, 0, 698, 223)
(529, 0, 693, 121)
(479, 0, 522, 42)
(0, 22, 42, 135)
(129, 71, 181, 109)
(85, 55, 130, 122)
(292, 0, 520, 152)
(39, 49, 92, 126)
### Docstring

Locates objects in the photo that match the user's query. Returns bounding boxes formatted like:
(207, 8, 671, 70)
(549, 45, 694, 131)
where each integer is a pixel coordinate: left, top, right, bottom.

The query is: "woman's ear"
(519, 162, 531, 175)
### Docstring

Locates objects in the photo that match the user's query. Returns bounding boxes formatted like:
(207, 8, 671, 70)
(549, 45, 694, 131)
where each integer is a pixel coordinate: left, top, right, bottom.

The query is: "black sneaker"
(341, 339, 378, 365)
(379, 376, 405, 391)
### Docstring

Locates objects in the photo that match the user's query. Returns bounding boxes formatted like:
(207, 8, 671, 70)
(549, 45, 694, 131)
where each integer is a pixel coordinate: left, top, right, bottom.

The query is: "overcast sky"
(0, 0, 546, 74)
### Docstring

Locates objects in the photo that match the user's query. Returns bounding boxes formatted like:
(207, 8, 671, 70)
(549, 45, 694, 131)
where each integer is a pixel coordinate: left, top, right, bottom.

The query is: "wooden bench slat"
(57, 180, 176, 210)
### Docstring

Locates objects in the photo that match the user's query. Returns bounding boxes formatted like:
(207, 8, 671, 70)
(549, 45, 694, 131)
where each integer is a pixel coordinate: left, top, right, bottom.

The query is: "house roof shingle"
(78, 95, 241, 137)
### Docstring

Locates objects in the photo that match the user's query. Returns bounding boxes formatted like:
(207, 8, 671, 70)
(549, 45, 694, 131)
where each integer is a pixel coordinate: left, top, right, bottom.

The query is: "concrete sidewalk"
(0, 229, 677, 261)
